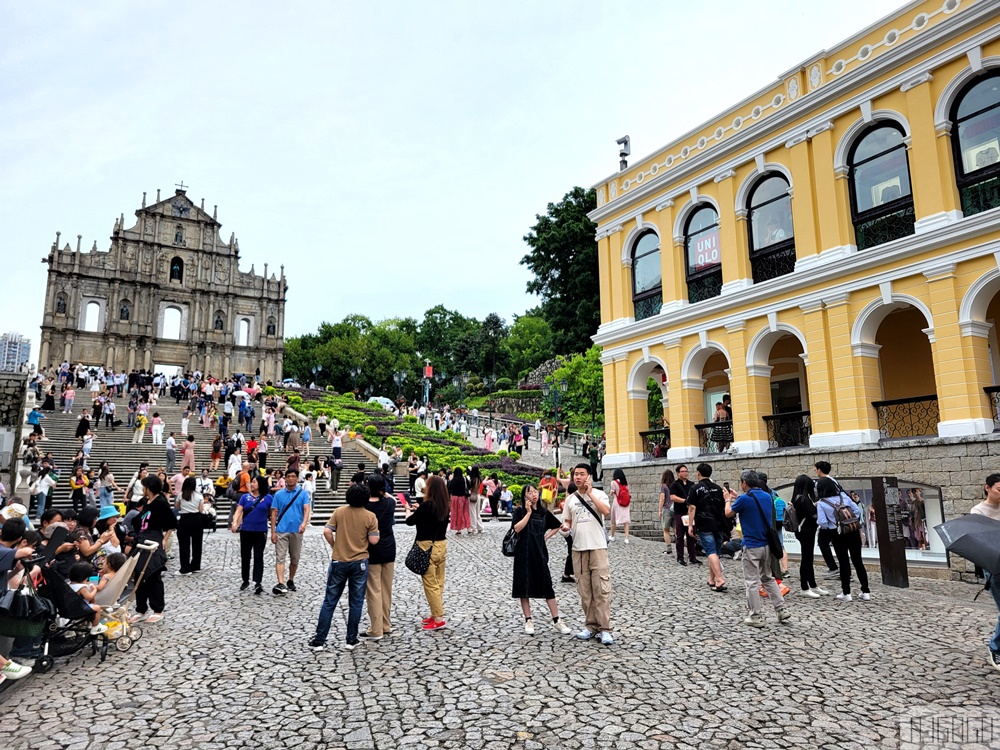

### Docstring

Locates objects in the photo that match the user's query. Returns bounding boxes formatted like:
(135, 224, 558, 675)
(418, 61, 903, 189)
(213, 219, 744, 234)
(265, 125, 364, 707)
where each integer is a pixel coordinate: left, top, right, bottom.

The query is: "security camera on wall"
(617, 135, 631, 171)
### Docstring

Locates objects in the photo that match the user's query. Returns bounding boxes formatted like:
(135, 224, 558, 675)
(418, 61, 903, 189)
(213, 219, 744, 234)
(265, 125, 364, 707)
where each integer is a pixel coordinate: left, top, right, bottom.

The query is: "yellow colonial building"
(592, 0, 1000, 485)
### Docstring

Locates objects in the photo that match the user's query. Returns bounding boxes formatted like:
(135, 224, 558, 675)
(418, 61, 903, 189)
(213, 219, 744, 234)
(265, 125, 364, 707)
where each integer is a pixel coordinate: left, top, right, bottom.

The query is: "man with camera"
(725, 469, 790, 628)
(560, 463, 613, 645)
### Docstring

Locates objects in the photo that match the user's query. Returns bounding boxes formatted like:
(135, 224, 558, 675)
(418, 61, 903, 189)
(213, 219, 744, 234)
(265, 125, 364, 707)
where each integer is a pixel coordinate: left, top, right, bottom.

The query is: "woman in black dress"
(511, 484, 572, 635)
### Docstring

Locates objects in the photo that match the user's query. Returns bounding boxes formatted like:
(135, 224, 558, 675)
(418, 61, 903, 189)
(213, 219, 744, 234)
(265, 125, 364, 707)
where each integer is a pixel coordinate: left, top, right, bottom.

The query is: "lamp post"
(311, 364, 322, 389)
(452, 372, 469, 410)
(350, 366, 361, 394)
(393, 370, 406, 406)
(484, 374, 496, 432)
(543, 379, 569, 469)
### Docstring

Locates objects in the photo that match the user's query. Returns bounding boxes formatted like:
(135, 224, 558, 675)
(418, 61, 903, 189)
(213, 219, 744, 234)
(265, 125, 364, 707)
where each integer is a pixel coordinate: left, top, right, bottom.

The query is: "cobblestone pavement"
(4, 524, 999, 750)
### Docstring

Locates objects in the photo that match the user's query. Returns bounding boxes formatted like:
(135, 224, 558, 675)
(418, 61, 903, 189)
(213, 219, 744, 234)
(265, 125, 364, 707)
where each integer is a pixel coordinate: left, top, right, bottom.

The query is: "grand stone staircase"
(28, 399, 381, 526)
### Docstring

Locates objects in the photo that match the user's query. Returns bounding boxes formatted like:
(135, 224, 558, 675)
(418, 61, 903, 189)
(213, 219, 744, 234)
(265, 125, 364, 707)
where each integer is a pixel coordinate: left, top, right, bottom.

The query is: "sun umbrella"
(934, 513, 1000, 576)
(232, 390, 248, 399)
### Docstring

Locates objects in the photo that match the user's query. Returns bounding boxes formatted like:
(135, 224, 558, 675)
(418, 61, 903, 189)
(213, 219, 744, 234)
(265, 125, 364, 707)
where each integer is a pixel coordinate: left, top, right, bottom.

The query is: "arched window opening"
(631, 231, 662, 321)
(951, 71, 1000, 216)
(170, 256, 184, 282)
(747, 173, 795, 283)
(848, 122, 915, 250)
(119, 299, 131, 321)
(162, 307, 182, 341)
(684, 205, 722, 303)
(237, 318, 250, 347)
(83, 301, 101, 333)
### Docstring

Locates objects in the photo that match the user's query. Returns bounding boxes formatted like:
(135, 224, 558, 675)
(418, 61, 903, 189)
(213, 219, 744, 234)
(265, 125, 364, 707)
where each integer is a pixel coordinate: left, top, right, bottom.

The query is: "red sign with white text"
(689, 228, 721, 273)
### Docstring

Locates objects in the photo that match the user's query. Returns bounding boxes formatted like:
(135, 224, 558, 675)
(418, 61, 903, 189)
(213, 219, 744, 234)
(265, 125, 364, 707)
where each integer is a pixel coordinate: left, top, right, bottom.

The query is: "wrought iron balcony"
(687, 269, 722, 304)
(854, 204, 915, 251)
(984, 385, 1000, 431)
(695, 419, 733, 455)
(871, 394, 939, 440)
(751, 242, 796, 284)
(762, 410, 811, 449)
(639, 427, 671, 460)
(960, 177, 1000, 217)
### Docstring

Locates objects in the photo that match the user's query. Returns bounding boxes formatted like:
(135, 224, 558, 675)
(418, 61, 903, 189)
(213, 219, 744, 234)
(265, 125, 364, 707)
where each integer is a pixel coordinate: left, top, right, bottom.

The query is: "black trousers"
(136, 569, 165, 614)
(240, 530, 267, 585)
(674, 513, 697, 562)
(795, 525, 817, 590)
(258, 453, 267, 469)
(564, 535, 573, 578)
(831, 530, 870, 595)
(177, 514, 204, 573)
(818, 528, 838, 572)
(488, 496, 499, 519)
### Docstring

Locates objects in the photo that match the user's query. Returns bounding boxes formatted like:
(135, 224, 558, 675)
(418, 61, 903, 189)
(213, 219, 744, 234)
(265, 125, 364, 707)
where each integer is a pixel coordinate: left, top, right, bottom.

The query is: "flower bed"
(283, 392, 543, 487)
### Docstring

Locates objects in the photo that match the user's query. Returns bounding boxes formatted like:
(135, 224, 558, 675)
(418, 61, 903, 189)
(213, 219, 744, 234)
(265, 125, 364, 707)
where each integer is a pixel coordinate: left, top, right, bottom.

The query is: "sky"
(0, 0, 907, 363)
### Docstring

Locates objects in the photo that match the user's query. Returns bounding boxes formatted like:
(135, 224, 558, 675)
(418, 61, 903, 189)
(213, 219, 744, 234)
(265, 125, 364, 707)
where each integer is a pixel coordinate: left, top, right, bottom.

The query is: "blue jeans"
(988, 572, 1000, 654)
(33, 492, 46, 521)
(698, 531, 722, 557)
(313, 559, 369, 645)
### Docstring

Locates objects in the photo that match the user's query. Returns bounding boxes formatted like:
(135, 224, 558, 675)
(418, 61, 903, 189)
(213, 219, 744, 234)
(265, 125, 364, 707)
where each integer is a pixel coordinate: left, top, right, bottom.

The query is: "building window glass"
(631, 231, 662, 321)
(952, 72, 1000, 216)
(747, 173, 795, 283)
(848, 122, 915, 251)
(684, 205, 722, 303)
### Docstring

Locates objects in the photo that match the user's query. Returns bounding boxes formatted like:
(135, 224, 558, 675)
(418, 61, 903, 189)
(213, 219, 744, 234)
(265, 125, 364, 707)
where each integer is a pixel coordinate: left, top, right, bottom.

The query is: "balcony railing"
(695, 419, 733, 455)
(639, 428, 671, 460)
(762, 410, 811, 449)
(960, 177, 1000, 217)
(854, 204, 915, 251)
(751, 242, 796, 284)
(872, 394, 939, 440)
(984, 385, 1000, 431)
(688, 269, 723, 304)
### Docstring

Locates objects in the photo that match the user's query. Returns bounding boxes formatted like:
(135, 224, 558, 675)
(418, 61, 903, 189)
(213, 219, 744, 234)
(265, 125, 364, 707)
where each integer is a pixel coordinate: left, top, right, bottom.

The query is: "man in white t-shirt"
(561, 462, 613, 645)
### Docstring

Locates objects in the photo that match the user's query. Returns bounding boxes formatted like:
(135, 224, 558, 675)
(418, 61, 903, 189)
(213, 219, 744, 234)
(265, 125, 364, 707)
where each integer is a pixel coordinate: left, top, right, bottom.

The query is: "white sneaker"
(553, 619, 571, 634)
(859, 592, 871, 601)
(0, 660, 32, 681)
(90, 623, 108, 635)
(524, 619, 534, 635)
(800, 589, 821, 598)
(624, 538, 630, 545)
(813, 587, 830, 596)
(835, 593, 853, 602)
(608, 536, 615, 543)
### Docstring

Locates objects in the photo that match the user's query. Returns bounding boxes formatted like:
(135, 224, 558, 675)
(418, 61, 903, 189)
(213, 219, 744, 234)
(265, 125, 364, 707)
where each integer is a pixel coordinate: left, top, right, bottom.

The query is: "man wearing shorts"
(686, 463, 727, 592)
(270, 468, 311, 596)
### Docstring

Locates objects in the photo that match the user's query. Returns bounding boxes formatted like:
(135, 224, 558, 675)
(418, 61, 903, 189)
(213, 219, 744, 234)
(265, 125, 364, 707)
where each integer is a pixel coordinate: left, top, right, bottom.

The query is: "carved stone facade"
(39, 189, 286, 380)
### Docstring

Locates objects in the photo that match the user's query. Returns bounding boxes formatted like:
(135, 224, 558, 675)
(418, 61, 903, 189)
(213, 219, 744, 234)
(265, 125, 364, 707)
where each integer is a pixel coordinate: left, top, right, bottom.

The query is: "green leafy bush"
(494, 377, 513, 390)
(263, 386, 277, 396)
(403, 415, 417, 423)
(288, 395, 303, 405)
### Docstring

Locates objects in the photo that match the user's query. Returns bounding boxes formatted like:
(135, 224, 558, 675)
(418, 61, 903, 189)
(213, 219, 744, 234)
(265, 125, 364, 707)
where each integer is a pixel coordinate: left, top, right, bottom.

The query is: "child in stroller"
(67, 562, 109, 635)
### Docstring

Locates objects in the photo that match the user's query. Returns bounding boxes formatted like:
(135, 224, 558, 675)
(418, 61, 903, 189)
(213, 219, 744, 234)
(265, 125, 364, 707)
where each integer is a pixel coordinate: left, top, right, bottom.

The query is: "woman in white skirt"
(467, 467, 484, 534)
(608, 468, 631, 544)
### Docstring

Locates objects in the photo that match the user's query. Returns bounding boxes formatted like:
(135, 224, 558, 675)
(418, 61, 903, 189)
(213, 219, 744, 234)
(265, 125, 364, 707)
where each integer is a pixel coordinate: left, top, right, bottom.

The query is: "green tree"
(548, 345, 604, 429)
(521, 187, 599, 354)
(504, 314, 554, 380)
(480, 312, 509, 378)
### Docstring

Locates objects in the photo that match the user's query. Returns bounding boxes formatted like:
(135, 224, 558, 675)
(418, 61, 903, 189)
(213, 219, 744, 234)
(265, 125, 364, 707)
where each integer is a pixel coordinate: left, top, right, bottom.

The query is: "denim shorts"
(698, 531, 723, 556)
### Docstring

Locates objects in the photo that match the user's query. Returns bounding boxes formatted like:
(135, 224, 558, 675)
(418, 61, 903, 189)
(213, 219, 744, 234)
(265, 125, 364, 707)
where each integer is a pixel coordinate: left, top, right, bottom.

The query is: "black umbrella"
(934, 514, 1000, 577)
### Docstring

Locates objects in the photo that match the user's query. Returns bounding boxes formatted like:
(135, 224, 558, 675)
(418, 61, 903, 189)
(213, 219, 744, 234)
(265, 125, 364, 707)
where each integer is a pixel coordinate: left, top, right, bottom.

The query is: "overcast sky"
(1, 0, 906, 361)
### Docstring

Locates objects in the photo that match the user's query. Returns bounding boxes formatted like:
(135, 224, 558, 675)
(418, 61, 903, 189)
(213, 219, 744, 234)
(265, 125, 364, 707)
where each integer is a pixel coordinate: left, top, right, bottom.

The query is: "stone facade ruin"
(39, 188, 286, 380)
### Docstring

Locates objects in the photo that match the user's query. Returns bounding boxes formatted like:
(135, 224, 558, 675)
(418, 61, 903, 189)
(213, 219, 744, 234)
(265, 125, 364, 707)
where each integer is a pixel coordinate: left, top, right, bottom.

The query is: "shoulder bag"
(404, 506, 435, 575)
(750, 490, 784, 558)
(275, 489, 303, 529)
(502, 510, 522, 557)
(571, 492, 609, 546)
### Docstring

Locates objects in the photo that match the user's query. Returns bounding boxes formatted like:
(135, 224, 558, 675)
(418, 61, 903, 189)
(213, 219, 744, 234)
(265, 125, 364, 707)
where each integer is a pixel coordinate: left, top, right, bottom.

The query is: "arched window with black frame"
(684, 204, 722, 303)
(631, 231, 662, 321)
(747, 173, 795, 283)
(951, 71, 1000, 216)
(848, 122, 915, 251)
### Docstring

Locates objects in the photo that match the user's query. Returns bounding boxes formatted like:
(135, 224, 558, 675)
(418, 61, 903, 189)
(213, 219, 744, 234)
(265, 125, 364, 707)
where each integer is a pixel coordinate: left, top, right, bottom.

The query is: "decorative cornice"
(663, 336, 683, 349)
(799, 300, 825, 313)
(935, 119, 953, 136)
(654, 199, 674, 212)
(681, 377, 706, 390)
(900, 71, 934, 92)
(724, 318, 747, 333)
(922, 326, 936, 344)
(621, 258, 633, 269)
(784, 132, 810, 149)
(806, 121, 835, 137)
(853, 342, 882, 358)
(922, 261, 957, 280)
(714, 169, 737, 183)
(823, 292, 851, 308)
(595, 223, 624, 241)
(746, 364, 773, 378)
(961, 320, 993, 338)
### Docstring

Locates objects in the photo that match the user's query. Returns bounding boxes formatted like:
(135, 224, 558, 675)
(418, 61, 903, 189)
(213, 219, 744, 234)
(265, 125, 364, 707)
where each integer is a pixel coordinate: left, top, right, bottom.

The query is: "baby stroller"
(0, 566, 57, 670)
(32, 566, 111, 672)
(93, 541, 158, 652)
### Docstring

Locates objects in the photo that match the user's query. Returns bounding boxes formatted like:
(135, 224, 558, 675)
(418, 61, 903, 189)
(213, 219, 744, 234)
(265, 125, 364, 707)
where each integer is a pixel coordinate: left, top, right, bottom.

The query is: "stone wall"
(0, 373, 27, 487)
(518, 358, 562, 389)
(619, 433, 1000, 581)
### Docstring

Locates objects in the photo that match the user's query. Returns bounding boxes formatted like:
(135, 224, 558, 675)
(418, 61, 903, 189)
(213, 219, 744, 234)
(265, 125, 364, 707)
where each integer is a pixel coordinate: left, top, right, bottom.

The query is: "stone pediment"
(141, 189, 219, 227)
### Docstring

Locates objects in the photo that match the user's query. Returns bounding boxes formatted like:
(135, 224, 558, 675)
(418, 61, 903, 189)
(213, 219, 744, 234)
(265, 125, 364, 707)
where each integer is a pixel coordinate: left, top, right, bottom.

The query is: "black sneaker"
(286, 580, 297, 592)
(308, 639, 326, 652)
(254, 583, 264, 595)
(561, 575, 575, 583)
(272, 583, 288, 596)
(678, 559, 688, 566)
(990, 649, 1000, 673)
(240, 581, 250, 591)
(691, 559, 703, 565)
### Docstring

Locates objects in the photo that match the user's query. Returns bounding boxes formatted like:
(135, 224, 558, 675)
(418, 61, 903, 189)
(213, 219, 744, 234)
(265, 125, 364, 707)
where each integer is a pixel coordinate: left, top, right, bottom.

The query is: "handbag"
(405, 541, 433, 575)
(750, 490, 784, 558)
(501, 526, 519, 557)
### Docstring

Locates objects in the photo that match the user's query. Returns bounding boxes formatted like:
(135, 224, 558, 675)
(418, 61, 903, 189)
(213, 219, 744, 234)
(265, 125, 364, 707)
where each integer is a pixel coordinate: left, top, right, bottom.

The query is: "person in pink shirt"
(63, 386, 76, 414)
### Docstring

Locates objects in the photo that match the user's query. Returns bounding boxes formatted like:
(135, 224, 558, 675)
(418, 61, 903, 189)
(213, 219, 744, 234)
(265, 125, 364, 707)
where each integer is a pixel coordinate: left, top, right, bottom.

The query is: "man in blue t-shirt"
(269, 468, 311, 596)
(726, 469, 789, 628)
